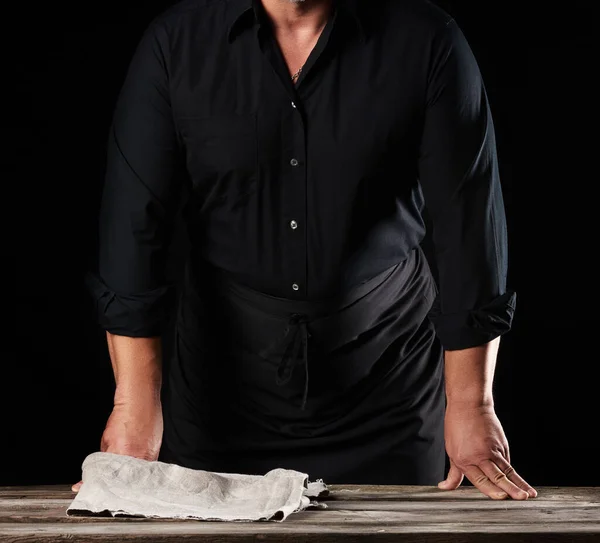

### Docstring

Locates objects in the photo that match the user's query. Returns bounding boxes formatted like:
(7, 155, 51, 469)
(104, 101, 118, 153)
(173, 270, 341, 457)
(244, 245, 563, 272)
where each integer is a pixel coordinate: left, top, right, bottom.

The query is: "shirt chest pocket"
(178, 113, 259, 210)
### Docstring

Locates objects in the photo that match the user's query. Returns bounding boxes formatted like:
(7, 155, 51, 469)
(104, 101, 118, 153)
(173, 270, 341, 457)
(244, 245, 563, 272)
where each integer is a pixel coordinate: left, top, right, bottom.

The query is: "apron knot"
(258, 312, 312, 411)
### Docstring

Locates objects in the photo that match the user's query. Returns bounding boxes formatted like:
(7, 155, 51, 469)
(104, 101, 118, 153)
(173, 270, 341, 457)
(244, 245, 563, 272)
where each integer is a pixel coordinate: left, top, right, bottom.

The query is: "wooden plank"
(0, 485, 598, 542)
(315, 500, 600, 511)
(1, 520, 600, 542)
(1, 485, 598, 501)
(325, 486, 600, 502)
(0, 497, 600, 517)
(1, 502, 599, 525)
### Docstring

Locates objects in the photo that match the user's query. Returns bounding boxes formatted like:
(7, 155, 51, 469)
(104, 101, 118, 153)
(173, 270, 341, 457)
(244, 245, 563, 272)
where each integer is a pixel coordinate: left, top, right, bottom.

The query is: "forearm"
(106, 332, 163, 403)
(444, 336, 500, 407)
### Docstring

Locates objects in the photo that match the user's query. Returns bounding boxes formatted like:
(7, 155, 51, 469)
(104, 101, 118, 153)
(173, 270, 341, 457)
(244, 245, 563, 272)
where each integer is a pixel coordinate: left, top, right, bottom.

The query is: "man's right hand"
(71, 396, 164, 492)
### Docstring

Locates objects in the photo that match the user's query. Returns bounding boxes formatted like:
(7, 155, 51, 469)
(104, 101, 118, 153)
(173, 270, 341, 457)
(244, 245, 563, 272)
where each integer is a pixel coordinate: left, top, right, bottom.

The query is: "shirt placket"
(258, 18, 336, 298)
(282, 98, 308, 296)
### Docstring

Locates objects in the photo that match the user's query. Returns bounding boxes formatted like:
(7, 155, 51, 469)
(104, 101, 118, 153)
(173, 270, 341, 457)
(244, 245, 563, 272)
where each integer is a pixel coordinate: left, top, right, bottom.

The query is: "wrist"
(443, 338, 499, 410)
(446, 393, 494, 409)
(114, 379, 162, 405)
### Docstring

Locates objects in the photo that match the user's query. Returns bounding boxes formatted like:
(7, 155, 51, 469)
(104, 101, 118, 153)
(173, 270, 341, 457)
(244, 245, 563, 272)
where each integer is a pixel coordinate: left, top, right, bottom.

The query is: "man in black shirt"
(76, 0, 537, 500)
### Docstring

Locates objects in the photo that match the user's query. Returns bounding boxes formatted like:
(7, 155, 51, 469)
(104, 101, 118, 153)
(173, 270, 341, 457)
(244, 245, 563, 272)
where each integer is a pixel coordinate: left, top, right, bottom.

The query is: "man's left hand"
(438, 403, 538, 500)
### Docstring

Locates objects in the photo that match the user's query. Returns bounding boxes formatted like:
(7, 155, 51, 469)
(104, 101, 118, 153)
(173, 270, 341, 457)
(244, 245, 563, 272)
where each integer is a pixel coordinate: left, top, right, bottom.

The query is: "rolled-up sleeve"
(85, 20, 184, 337)
(417, 18, 516, 351)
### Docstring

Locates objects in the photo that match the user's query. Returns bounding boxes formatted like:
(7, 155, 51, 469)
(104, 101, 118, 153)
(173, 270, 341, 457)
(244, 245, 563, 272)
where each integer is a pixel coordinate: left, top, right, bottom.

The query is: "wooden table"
(1, 485, 598, 542)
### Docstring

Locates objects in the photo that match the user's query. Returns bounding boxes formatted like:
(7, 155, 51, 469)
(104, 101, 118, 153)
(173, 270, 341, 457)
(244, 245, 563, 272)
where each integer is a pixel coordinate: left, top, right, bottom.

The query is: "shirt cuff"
(429, 290, 517, 351)
(84, 271, 176, 337)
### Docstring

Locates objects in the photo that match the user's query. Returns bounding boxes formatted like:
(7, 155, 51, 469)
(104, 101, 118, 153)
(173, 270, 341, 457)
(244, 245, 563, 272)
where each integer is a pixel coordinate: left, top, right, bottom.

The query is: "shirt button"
(290, 220, 298, 229)
(291, 101, 296, 108)
(290, 158, 299, 167)
(292, 283, 299, 291)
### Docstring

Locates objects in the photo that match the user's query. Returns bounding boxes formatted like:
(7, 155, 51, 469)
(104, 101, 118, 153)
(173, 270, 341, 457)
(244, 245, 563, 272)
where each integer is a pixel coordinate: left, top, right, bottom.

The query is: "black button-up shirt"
(85, 0, 516, 350)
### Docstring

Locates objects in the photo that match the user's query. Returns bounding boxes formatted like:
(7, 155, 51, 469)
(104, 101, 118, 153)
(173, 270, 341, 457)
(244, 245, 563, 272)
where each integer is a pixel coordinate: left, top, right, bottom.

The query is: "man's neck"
(259, 0, 334, 38)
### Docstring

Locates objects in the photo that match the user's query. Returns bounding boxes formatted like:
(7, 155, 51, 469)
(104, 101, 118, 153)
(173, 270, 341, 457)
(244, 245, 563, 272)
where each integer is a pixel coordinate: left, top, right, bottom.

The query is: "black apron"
(159, 246, 447, 485)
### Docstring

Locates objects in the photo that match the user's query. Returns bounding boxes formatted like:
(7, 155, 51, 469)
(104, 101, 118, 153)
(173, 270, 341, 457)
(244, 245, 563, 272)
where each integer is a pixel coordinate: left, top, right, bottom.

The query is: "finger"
(492, 454, 538, 498)
(438, 460, 464, 490)
(71, 480, 83, 493)
(479, 459, 529, 500)
(462, 464, 508, 500)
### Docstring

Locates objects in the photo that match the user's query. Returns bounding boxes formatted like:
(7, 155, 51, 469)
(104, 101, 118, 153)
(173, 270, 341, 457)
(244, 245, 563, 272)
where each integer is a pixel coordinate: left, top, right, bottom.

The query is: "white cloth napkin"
(66, 452, 329, 522)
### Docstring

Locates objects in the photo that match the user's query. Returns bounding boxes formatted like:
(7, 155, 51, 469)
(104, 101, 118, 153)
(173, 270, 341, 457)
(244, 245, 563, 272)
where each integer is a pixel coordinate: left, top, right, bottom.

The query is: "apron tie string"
(258, 312, 311, 410)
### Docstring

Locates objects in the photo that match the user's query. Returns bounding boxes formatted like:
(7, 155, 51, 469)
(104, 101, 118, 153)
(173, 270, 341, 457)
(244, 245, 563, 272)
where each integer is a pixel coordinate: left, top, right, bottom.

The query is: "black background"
(9, 0, 597, 488)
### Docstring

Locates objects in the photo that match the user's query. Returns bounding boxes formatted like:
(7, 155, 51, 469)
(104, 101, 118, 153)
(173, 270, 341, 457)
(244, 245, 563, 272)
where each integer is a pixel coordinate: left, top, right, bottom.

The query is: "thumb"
(71, 480, 83, 493)
(438, 461, 463, 490)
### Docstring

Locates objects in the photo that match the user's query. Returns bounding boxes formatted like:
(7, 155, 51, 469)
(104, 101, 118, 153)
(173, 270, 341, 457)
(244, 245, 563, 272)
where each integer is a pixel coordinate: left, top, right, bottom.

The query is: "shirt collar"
(226, 0, 367, 45)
